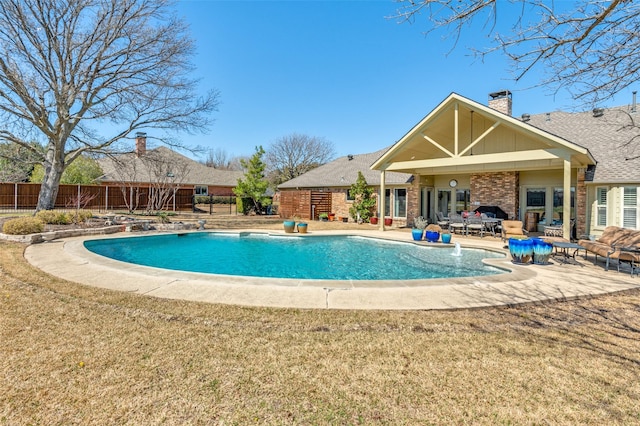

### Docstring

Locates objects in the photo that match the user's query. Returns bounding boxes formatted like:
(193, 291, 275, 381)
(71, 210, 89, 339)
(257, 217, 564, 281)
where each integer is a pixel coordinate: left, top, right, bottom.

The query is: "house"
(281, 91, 640, 237)
(98, 133, 243, 197)
(373, 91, 640, 238)
(277, 148, 413, 221)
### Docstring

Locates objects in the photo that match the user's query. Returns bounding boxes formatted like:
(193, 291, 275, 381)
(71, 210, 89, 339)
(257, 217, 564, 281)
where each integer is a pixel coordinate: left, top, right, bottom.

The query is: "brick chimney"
(488, 90, 512, 116)
(135, 132, 147, 157)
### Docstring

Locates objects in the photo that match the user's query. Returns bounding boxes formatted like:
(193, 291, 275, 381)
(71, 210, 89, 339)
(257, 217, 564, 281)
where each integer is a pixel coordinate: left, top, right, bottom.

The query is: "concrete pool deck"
(24, 229, 640, 310)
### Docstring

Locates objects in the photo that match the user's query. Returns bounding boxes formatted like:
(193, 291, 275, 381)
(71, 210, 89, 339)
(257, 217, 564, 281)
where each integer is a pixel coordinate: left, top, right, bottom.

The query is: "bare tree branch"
(0, 0, 219, 210)
(265, 133, 335, 187)
(390, 0, 640, 106)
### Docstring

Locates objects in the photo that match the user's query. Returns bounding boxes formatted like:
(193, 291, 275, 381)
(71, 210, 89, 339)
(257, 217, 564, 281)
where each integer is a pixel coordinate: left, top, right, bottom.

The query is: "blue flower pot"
(441, 233, 452, 244)
(509, 237, 533, 264)
(425, 231, 440, 242)
(283, 221, 295, 233)
(411, 229, 424, 241)
(532, 238, 553, 264)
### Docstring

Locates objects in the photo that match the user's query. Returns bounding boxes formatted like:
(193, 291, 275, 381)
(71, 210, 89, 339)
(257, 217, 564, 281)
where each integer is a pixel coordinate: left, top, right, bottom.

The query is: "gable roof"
(525, 107, 640, 183)
(98, 146, 243, 187)
(371, 92, 596, 175)
(278, 147, 412, 189)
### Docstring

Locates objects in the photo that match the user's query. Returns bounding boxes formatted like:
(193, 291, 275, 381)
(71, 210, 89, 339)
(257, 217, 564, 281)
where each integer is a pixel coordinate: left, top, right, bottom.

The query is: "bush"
(68, 210, 93, 224)
(2, 217, 45, 235)
(36, 210, 71, 225)
(194, 195, 237, 205)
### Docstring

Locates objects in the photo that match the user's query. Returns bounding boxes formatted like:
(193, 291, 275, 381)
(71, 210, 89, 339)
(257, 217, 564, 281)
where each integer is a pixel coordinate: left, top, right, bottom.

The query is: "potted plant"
(297, 222, 308, 234)
(412, 216, 428, 241)
(319, 213, 328, 222)
(328, 212, 336, 221)
(441, 230, 452, 244)
(384, 217, 393, 226)
(370, 214, 378, 225)
(425, 224, 442, 242)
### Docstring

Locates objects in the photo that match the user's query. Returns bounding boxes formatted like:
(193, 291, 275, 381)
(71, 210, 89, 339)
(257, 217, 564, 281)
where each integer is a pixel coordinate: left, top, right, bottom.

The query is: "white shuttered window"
(596, 187, 607, 227)
(622, 187, 639, 229)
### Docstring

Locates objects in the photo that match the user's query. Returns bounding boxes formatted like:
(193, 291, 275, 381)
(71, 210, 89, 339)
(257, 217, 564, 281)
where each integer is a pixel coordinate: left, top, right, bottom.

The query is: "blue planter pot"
(509, 237, 533, 264)
(411, 229, 424, 241)
(532, 237, 553, 264)
(441, 233, 452, 244)
(283, 221, 295, 233)
(425, 231, 440, 242)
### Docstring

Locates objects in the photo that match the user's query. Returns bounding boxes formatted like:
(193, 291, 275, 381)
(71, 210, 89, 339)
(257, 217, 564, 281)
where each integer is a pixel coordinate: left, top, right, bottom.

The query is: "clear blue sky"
(174, 0, 637, 159)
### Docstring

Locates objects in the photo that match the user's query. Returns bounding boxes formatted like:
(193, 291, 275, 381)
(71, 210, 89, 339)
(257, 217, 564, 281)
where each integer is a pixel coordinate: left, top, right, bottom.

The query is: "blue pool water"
(84, 233, 506, 281)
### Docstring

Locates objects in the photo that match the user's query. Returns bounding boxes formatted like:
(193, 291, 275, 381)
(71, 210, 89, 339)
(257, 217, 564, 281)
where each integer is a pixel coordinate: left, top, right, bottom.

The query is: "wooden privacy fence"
(279, 190, 331, 220)
(0, 183, 194, 212)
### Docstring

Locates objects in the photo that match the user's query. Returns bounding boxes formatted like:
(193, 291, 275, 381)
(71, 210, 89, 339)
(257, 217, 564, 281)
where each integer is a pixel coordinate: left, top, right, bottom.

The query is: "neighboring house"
(372, 91, 640, 238)
(277, 148, 413, 223)
(98, 133, 243, 198)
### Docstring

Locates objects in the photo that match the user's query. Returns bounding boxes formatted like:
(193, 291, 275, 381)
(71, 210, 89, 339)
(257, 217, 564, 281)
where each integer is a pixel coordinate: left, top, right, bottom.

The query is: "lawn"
(1, 217, 640, 424)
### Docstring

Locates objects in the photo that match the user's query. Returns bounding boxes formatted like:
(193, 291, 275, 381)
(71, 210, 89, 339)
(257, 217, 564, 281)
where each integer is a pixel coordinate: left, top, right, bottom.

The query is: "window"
(622, 186, 638, 228)
(596, 187, 607, 227)
(526, 188, 546, 207)
(553, 187, 575, 222)
(346, 189, 355, 201)
(383, 188, 407, 218)
(195, 186, 208, 196)
(455, 189, 470, 213)
(394, 189, 407, 217)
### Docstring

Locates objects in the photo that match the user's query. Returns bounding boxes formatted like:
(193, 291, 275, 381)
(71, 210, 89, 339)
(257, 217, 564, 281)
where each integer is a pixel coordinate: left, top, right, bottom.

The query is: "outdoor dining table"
(481, 218, 502, 237)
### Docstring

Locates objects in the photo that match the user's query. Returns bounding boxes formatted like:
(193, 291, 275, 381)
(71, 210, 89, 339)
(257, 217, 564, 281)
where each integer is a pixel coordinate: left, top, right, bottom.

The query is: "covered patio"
(371, 91, 596, 240)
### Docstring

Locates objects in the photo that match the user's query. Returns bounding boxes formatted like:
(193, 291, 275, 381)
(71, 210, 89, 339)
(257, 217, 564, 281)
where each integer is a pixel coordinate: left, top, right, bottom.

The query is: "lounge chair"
(436, 212, 449, 229)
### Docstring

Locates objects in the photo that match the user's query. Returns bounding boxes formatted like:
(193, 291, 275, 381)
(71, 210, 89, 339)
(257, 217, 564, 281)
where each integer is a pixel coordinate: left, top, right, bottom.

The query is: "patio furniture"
(436, 212, 449, 229)
(448, 213, 466, 235)
(578, 226, 640, 273)
(552, 241, 585, 265)
(482, 216, 502, 238)
(501, 220, 528, 242)
(466, 215, 485, 237)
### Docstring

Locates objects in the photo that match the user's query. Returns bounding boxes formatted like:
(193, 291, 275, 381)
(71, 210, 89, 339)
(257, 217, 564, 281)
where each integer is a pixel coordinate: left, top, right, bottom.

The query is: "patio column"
(563, 159, 571, 240)
(379, 170, 386, 231)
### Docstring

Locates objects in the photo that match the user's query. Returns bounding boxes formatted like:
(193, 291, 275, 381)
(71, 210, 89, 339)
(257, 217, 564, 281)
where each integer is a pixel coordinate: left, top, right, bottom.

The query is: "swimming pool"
(84, 232, 506, 280)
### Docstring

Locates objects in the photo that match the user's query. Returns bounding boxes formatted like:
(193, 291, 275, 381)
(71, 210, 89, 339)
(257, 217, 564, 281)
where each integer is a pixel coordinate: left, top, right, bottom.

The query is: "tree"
(392, 1, 640, 105)
(201, 147, 242, 170)
(103, 148, 192, 214)
(0, 0, 219, 211)
(233, 146, 271, 215)
(265, 133, 335, 187)
(349, 171, 376, 223)
(0, 141, 43, 182)
(30, 155, 102, 185)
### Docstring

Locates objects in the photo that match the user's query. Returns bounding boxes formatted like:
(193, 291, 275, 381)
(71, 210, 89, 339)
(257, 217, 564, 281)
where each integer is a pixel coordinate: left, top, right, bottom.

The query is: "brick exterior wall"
(576, 168, 587, 237)
(470, 171, 519, 219)
(406, 175, 421, 227)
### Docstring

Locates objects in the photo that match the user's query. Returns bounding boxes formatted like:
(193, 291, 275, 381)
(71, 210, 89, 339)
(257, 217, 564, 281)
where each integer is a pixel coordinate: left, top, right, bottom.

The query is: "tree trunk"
(36, 150, 65, 211)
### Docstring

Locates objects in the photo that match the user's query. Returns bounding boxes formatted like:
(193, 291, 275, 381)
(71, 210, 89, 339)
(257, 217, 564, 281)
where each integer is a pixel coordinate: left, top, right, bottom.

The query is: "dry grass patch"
(2, 226, 640, 424)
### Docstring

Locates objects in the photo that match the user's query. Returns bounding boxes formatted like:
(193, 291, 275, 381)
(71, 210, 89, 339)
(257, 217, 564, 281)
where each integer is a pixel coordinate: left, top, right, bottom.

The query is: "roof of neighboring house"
(525, 106, 640, 183)
(277, 147, 413, 189)
(98, 146, 243, 187)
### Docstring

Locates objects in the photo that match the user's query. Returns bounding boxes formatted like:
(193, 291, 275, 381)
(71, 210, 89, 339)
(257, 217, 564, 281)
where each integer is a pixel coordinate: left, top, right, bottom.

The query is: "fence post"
(14, 183, 18, 210)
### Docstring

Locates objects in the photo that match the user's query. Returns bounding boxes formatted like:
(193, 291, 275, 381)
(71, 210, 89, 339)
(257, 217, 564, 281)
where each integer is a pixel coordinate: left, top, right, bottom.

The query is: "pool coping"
(24, 229, 640, 310)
